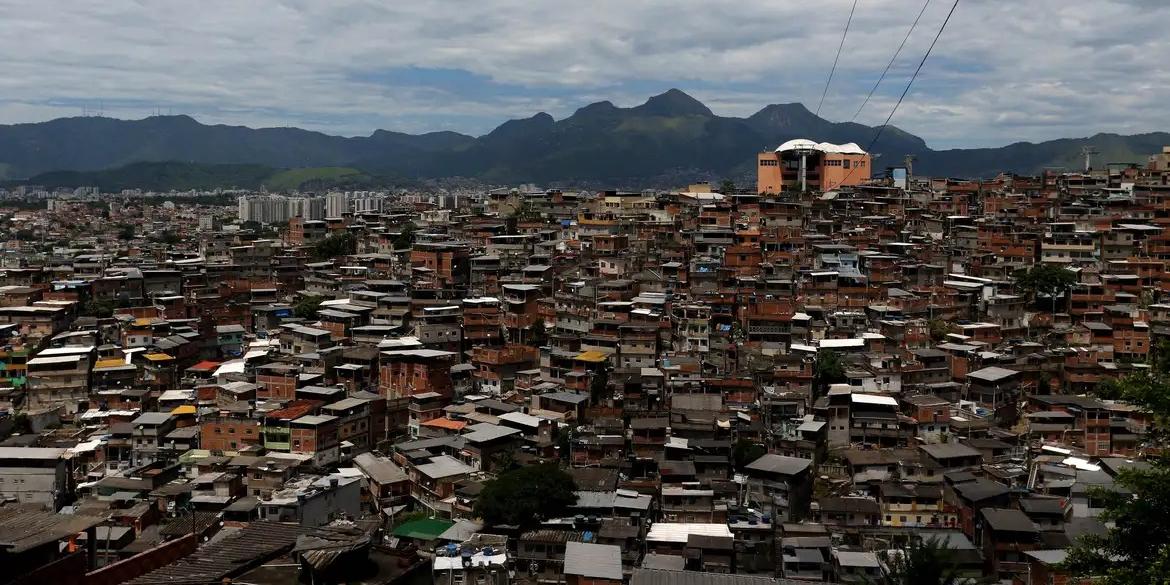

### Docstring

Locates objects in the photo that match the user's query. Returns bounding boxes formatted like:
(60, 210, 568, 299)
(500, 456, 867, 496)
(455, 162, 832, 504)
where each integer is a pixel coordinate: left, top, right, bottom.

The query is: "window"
(843, 160, 851, 169)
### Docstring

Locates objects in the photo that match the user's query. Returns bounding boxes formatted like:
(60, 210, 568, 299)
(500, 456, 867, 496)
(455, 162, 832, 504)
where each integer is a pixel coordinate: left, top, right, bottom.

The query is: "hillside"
(1, 89, 1165, 186)
(22, 162, 399, 192)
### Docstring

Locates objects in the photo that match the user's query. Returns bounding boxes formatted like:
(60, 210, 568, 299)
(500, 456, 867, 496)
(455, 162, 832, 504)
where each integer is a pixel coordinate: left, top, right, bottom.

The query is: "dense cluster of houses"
(1, 145, 1169, 584)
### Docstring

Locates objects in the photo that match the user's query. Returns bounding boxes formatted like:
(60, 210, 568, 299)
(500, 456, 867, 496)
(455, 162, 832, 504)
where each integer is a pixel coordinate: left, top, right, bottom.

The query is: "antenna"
(1081, 146, 1099, 172)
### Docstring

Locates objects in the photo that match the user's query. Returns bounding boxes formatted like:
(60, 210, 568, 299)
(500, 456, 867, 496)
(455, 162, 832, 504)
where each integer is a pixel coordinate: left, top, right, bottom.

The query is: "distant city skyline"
(0, 0, 1166, 149)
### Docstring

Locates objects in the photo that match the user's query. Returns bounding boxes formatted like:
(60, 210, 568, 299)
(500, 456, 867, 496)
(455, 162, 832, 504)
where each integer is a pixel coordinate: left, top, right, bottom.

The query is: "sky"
(0, 0, 1166, 149)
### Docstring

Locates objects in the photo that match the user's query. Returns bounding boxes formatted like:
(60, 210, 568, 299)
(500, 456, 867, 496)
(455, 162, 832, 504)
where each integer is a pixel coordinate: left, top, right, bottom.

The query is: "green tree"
(1014, 265, 1077, 313)
(1036, 377, 1051, 395)
(473, 464, 577, 529)
(928, 318, 950, 342)
(82, 298, 116, 318)
(719, 179, 736, 194)
(511, 200, 542, 223)
(813, 350, 846, 398)
(1065, 372, 1170, 584)
(529, 319, 547, 346)
(1151, 339, 1170, 375)
(589, 366, 609, 402)
(733, 439, 767, 469)
(878, 536, 970, 585)
(293, 295, 324, 319)
(392, 223, 417, 249)
(313, 231, 357, 260)
(117, 224, 135, 240)
(152, 231, 182, 245)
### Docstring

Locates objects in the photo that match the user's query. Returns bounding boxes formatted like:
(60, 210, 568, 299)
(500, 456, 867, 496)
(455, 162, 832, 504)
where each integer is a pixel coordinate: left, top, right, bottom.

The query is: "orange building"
(757, 139, 871, 194)
(200, 414, 262, 451)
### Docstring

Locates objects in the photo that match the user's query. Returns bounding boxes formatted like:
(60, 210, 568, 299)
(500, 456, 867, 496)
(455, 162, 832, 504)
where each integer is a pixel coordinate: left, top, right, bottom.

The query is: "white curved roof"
(776, 139, 866, 155)
(776, 138, 819, 152)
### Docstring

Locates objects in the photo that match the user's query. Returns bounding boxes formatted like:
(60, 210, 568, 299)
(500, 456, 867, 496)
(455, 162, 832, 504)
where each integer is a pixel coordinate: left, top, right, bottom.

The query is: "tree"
(733, 439, 766, 469)
(928, 318, 950, 342)
(473, 464, 577, 529)
(1151, 339, 1170, 376)
(117, 224, 135, 240)
(82, 298, 116, 318)
(719, 179, 736, 194)
(313, 232, 357, 260)
(589, 366, 610, 402)
(529, 319, 547, 346)
(152, 231, 182, 246)
(1036, 377, 1051, 395)
(878, 536, 970, 585)
(392, 223, 417, 249)
(1014, 265, 1077, 313)
(294, 295, 324, 319)
(813, 350, 846, 397)
(511, 200, 542, 223)
(1064, 372, 1170, 584)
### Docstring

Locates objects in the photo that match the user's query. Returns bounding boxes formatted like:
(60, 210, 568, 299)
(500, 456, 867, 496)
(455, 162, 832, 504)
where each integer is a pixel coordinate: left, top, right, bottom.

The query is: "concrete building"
(0, 447, 71, 510)
(757, 139, 872, 194)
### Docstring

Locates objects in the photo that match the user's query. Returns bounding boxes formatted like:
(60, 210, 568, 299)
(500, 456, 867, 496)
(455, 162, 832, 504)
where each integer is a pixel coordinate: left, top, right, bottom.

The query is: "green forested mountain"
(1, 89, 1164, 187)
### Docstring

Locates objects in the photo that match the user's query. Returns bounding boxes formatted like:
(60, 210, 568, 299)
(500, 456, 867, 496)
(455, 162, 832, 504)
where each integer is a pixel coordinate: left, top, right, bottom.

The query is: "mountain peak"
(634, 89, 713, 117)
(749, 102, 821, 125)
(574, 100, 618, 117)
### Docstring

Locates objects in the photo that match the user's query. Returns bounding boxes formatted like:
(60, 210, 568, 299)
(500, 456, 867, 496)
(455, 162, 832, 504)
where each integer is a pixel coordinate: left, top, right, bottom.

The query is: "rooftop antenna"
(1081, 146, 1099, 172)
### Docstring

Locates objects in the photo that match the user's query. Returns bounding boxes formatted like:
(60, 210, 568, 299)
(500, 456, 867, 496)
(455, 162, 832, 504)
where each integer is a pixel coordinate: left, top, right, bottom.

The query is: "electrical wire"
(864, 0, 961, 154)
(850, 0, 933, 123)
(815, 0, 859, 118)
(839, 0, 961, 186)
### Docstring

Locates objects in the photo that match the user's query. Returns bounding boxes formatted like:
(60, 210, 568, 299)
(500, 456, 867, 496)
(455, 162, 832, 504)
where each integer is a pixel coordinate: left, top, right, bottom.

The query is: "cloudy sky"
(0, 0, 1165, 148)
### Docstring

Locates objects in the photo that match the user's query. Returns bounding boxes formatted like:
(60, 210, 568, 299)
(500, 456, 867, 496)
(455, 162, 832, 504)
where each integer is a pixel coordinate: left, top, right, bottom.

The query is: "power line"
(815, 0, 859, 118)
(864, 0, 960, 154)
(838, 0, 960, 187)
(850, 0, 932, 123)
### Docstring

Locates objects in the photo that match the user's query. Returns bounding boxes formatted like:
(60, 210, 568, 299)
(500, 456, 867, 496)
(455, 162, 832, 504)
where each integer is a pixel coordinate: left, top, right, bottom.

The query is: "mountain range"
(1, 89, 1166, 188)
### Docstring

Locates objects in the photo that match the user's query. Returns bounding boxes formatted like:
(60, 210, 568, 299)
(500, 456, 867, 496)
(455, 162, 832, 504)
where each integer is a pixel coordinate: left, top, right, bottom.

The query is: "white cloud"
(0, 0, 1166, 147)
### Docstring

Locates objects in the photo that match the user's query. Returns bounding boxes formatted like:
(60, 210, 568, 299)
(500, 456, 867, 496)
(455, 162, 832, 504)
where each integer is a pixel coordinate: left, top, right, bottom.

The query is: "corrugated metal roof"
(564, 541, 623, 580)
(125, 522, 306, 585)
